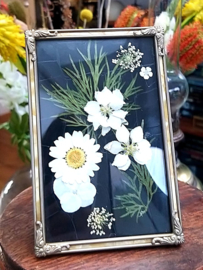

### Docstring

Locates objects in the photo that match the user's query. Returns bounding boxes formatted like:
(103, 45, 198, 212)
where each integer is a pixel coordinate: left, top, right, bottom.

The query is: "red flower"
(114, 5, 146, 28)
(167, 22, 203, 73)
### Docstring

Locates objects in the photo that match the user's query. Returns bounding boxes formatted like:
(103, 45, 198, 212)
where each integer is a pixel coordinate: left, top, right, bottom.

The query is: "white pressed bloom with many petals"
(49, 131, 103, 184)
(104, 125, 151, 170)
(53, 177, 96, 213)
(84, 87, 128, 136)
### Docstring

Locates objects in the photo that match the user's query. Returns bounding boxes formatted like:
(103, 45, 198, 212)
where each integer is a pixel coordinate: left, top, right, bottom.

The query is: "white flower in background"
(104, 125, 151, 170)
(84, 87, 128, 136)
(53, 177, 96, 213)
(87, 207, 115, 236)
(139, 67, 153, 80)
(112, 43, 143, 72)
(49, 131, 103, 184)
(154, 12, 176, 48)
(154, 12, 170, 32)
(0, 60, 28, 116)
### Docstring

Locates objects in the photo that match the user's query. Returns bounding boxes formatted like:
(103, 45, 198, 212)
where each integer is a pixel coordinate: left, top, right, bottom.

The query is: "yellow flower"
(194, 9, 203, 23)
(80, 9, 93, 22)
(182, 0, 203, 18)
(0, 14, 25, 64)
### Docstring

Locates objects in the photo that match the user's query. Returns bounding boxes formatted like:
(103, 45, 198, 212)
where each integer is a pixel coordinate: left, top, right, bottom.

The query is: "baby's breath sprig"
(112, 43, 144, 72)
(87, 207, 115, 236)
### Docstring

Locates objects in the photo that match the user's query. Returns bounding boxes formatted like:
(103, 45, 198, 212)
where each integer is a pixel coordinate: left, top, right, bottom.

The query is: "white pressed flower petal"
(60, 193, 81, 213)
(81, 174, 90, 183)
(72, 131, 84, 147)
(113, 89, 124, 101)
(49, 147, 66, 158)
(108, 115, 122, 130)
(92, 143, 100, 152)
(138, 139, 151, 149)
(112, 154, 131, 171)
(130, 126, 143, 143)
(90, 152, 103, 163)
(141, 67, 145, 72)
(146, 67, 151, 72)
(87, 115, 100, 131)
(144, 75, 149, 80)
(54, 171, 63, 178)
(110, 90, 125, 110)
(112, 109, 128, 119)
(149, 72, 153, 77)
(101, 126, 111, 136)
(53, 177, 75, 198)
(65, 132, 72, 140)
(84, 101, 100, 115)
(104, 141, 123, 154)
(90, 163, 100, 171)
(95, 87, 113, 106)
(48, 158, 66, 169)
(116, 125, 129, 144)
(98, 114, 109, 127)
(146, 147, 168, 195)
(133, 148, 151, 165)
(77, 182, 96, 202)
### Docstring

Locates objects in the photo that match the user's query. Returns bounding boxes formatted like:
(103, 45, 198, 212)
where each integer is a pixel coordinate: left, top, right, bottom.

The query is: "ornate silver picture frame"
(25, 27, 184, 257)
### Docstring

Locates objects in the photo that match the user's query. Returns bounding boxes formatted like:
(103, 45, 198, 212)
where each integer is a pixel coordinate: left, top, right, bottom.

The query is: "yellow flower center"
(65, 147, 86, 169)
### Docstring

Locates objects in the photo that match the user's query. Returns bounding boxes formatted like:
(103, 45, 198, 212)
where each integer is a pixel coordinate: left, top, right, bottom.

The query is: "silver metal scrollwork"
(25, 30, 58, 62)
(133, 26, 165, 56)
(152, 211, 184, 245)
(35, 221, 70, 257)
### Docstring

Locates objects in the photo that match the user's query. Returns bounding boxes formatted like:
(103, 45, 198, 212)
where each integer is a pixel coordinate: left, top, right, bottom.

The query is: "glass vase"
(147, 0, 189, 144)
(0, 166, 32, 217)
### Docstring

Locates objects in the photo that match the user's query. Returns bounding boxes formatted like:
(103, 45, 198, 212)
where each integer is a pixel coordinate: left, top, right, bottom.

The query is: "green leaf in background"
(1, 110, 30, 163)
(13, 55, 27, 75)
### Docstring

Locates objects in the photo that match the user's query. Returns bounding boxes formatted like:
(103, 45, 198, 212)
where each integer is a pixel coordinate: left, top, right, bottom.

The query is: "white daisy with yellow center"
(49, 131, 103, 184)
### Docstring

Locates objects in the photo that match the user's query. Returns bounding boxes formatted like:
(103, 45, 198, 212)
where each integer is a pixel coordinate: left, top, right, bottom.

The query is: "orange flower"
(114, 5, 146, 28)
(167, 22, 203, 73)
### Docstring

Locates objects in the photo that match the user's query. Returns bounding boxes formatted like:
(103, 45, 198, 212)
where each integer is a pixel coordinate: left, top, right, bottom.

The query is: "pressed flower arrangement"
(45, 42, 156, 218)
(29, 33, 173, 242)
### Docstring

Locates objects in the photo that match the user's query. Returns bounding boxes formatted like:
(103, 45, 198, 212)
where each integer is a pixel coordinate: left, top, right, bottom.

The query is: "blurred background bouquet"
(113, 0, 203, 75)
(0, 9, 30, 163)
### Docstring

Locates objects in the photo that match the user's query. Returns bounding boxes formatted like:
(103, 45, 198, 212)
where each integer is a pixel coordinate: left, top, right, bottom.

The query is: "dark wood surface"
(0, 113, 24, 192)
(1, 182, 203, 270)
(180, 117, 203, 138)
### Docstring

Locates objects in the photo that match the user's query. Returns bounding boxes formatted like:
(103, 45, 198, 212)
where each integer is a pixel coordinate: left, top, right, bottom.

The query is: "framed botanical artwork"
(25, 27, 184, 257)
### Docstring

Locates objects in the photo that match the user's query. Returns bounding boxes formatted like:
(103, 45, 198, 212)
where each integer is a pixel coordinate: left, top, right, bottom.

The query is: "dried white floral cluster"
(112, 43, 144, 72)
(87, 207, 115, 236)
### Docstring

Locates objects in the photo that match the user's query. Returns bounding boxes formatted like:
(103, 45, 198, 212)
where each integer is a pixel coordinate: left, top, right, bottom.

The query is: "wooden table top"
(1, 182, 203, 270)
